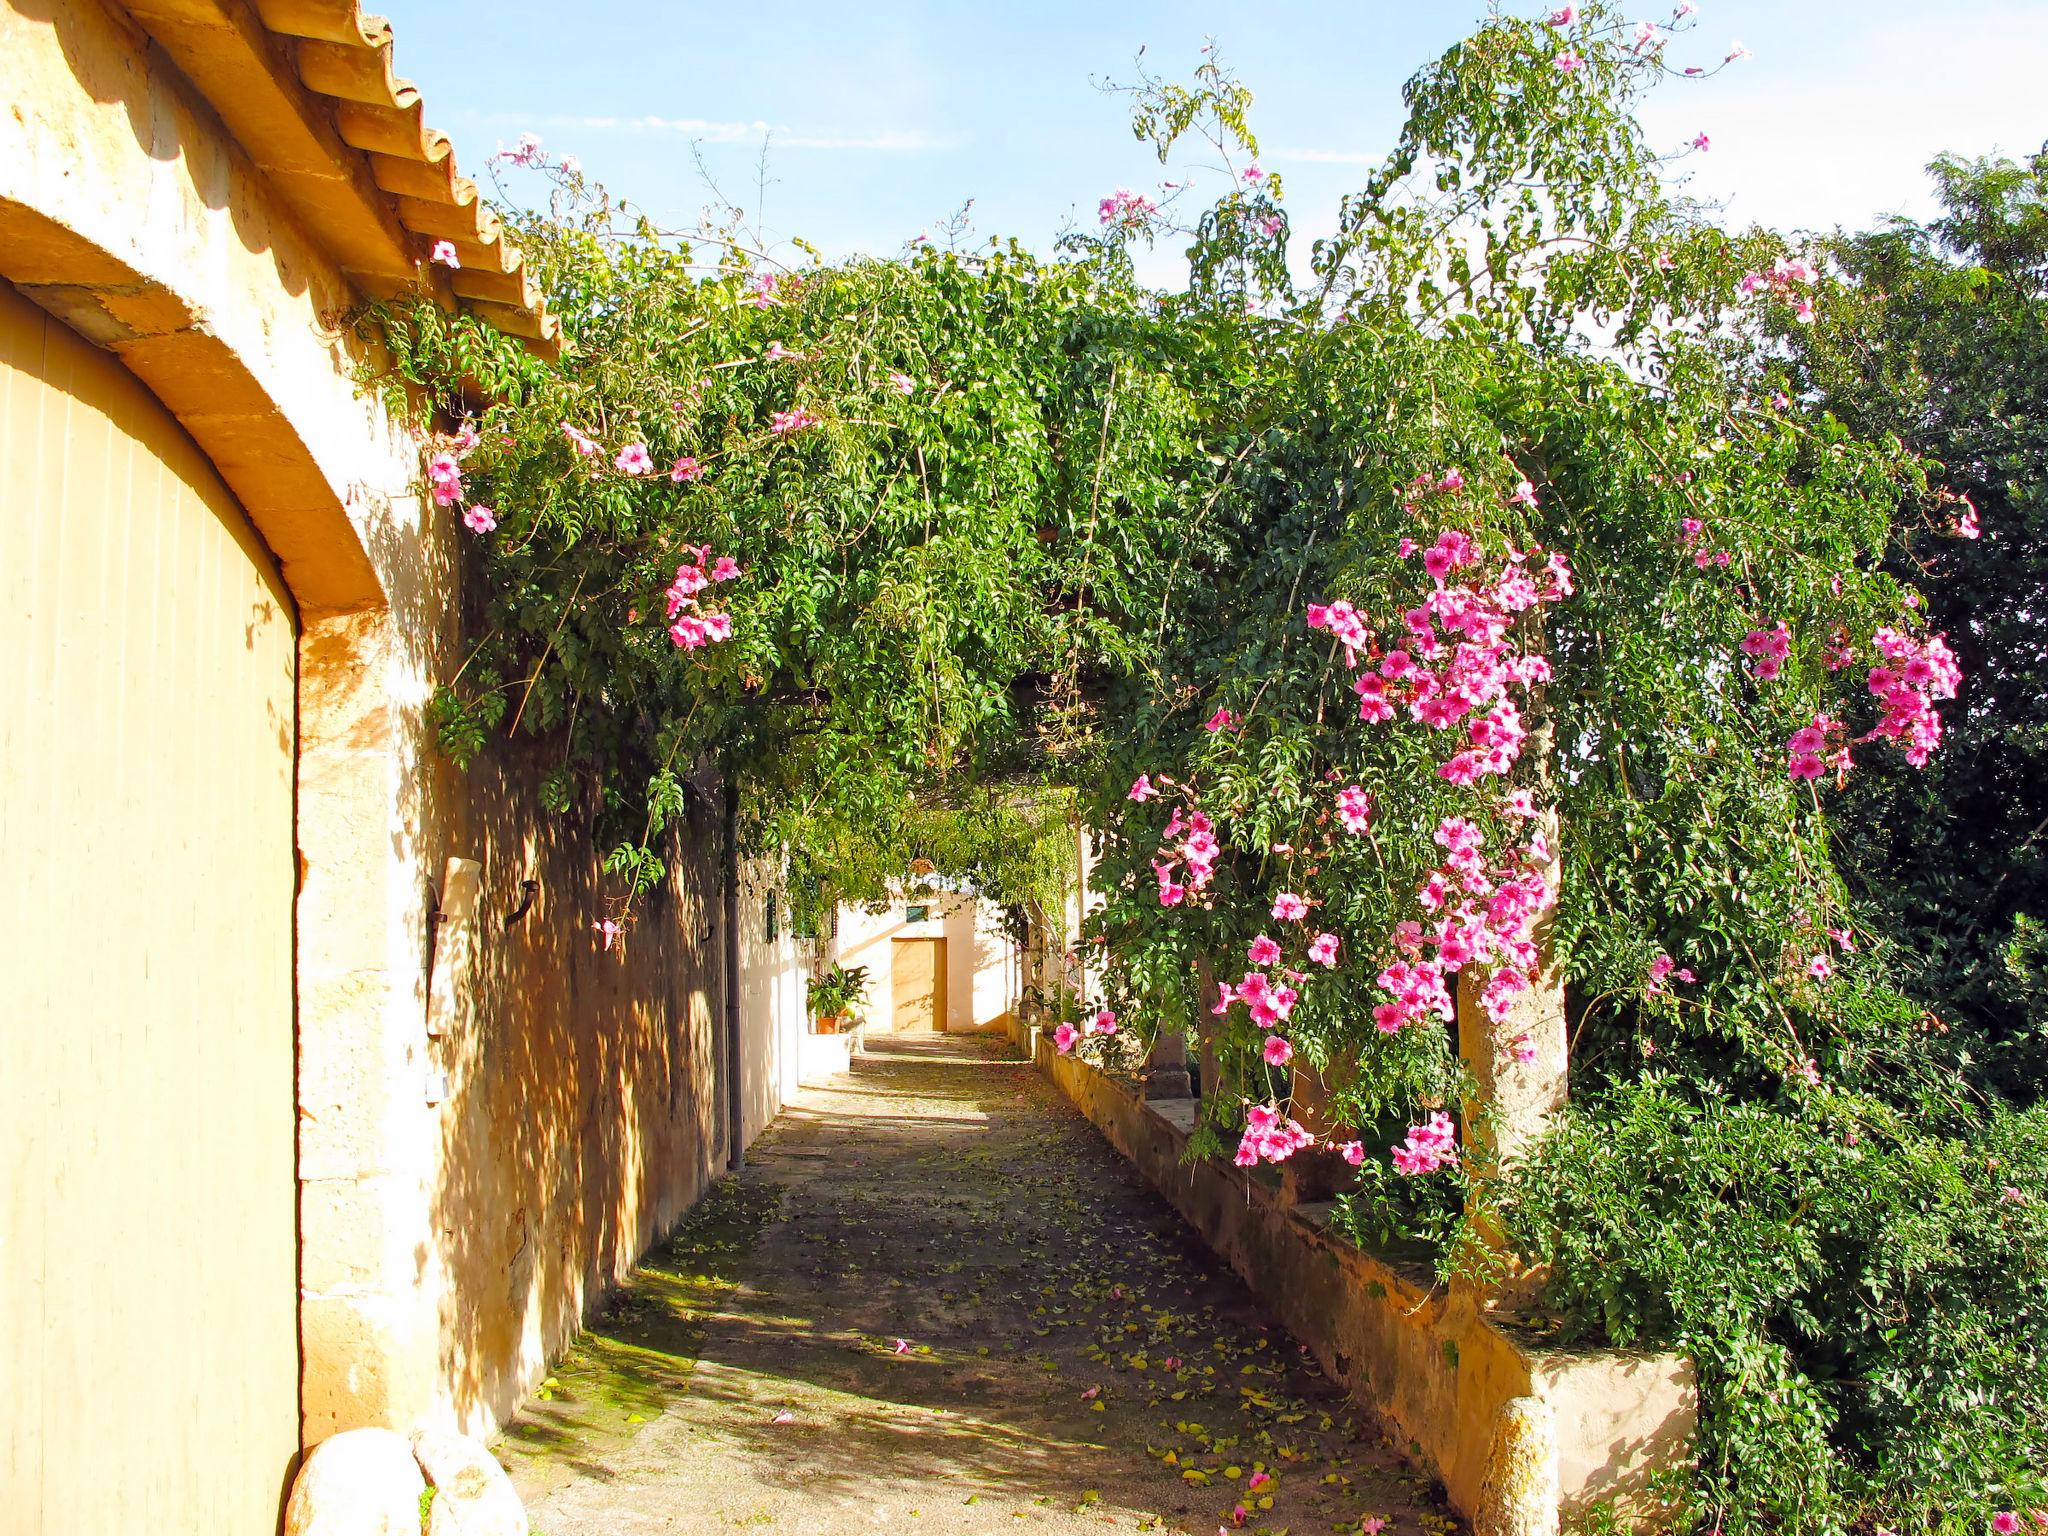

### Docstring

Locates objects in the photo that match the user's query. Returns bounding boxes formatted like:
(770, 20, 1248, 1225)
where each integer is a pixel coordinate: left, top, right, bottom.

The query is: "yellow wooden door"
(0, 279, 301, 1533)
(891, 938, 948, 1031)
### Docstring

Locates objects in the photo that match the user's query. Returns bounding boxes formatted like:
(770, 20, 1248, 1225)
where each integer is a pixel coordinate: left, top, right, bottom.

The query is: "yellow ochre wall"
(1, 2, 792, 1513)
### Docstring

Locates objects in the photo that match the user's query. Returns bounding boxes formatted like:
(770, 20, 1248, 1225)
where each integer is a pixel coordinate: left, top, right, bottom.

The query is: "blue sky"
(402, 1, 2048, 277)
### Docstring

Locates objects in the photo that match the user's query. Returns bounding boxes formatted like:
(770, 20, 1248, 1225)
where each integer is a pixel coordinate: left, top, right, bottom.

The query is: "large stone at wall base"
(413, 1428, 529, 1536)
(1034, 1039, 1696, 1528)
(283, 1427, 426, 1536)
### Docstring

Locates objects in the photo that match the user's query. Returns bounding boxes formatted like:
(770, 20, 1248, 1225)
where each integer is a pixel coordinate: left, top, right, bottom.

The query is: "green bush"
(1501, 1080, 2048, 1533)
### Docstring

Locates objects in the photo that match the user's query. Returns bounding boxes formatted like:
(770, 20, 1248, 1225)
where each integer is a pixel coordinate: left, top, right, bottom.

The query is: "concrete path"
(501, 1032, 1456, 1536)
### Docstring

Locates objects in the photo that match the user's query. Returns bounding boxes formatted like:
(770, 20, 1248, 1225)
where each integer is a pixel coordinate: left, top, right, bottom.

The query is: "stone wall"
(412, 745, 733, 1436)
(1032, 1035, 1696, 1529)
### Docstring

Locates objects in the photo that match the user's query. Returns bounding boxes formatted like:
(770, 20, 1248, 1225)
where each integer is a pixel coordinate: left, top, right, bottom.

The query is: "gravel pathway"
(503, 1031, 1456, 1536)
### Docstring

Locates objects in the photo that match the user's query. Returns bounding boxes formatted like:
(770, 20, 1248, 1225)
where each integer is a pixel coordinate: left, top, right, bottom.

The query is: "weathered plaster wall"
(738, 854, 810, 1144)
(2, 0, 785, 1452)
(400, 748, 732, 1437)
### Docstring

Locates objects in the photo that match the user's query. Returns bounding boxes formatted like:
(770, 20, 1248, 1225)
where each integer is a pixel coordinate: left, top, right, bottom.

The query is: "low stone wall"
(1030, 1032, 1694, 1529)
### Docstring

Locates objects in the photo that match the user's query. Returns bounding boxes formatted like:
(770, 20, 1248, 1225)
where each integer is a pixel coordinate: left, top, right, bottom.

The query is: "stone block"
(412, 1428, 528, 1536)
(283, 1427, 424, 1536)
(1036, 1045, 1696, 1527)
(300, 1292, 437, 1444)
(300, 1174, 426, 1293)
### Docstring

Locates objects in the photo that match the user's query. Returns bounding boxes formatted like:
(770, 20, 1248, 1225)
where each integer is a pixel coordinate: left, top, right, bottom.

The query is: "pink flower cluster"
(1052, 1009, 1121, 1055)
(1233, 1103, 1316, 1167)
(770, 407, 822, 436)
(1390, 1112, 1459, 1176)
(1740, 620, 1791, 681)
(1865, 626, 1960, 767)
(1222, 969, 1298, 1031)
(1372, 956, 1454, 1034)
(1153, 803, 1220, 907)
(1336, 784, 1374, 833)
(1396, 468, 1468, 514)
(1098, 187, 1160, 230)
(1379, 816, 1554, 1035)
(498, 132, 546, 168)
(1646, 952, 1696, 996)
(1740, 256, 1819, 323)
(665, 548, 742, 650)
(1306, 600, 1372, 666)
(428, 427, 499, 533)
(1787, 714, 1849, 781)
(1192, 501, 1577, 1171)
(1775, 625, 1960, 780)
(1334, 536, 1568, 787)
(1680, 515, 1733, 569)
(1955, 492, 1982, 540)
(426, 451, 464, 507)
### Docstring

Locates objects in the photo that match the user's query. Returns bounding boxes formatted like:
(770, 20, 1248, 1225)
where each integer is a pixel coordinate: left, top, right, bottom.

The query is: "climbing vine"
(360, 4, 2043, 1530)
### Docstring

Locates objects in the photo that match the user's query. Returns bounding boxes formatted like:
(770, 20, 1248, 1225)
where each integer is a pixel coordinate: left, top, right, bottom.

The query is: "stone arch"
(0, 200, 385, 617)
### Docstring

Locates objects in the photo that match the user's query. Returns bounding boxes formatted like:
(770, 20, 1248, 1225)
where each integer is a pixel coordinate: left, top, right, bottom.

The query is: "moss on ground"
(495, 1175, 783, 1478)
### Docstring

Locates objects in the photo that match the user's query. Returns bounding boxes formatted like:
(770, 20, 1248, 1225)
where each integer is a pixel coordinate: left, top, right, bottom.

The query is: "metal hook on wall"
(504, 877, 540, 929)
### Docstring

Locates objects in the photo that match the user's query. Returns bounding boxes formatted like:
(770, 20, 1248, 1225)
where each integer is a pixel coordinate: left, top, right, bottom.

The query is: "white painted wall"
(737, 853, 812, 1144)
(835, 889, 1021, 1034)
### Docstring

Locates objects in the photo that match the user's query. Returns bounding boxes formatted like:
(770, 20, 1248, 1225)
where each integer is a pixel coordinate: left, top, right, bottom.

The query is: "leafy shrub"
(1502, 1080, 2048, 1533)
(806, 964, 872, 1022)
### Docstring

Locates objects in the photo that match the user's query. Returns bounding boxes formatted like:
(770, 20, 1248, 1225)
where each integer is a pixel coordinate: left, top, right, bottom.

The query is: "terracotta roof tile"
(252, 1, 560, 350)
(115, 1, 557, 350)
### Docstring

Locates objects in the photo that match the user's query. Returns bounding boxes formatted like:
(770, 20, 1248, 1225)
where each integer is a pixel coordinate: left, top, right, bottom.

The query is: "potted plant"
(807, 963, 871, 1034)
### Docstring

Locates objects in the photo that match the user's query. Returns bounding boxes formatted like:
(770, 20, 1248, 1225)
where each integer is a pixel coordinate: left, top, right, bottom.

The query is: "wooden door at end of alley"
(891, 938, 947, 1031)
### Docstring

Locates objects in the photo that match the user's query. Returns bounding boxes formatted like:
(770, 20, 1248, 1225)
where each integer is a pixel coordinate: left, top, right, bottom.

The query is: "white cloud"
(471, 112, 953, 153)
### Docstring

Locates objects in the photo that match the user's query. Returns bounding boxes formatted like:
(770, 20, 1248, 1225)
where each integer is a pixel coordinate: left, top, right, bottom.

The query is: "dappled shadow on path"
(503, 1032, 1457, 1535)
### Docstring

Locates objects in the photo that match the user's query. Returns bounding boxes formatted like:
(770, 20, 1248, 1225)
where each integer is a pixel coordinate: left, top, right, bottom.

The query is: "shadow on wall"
(423, 735, 729, 1435)
(20, 0, 321, 305)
